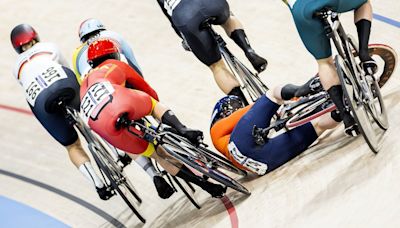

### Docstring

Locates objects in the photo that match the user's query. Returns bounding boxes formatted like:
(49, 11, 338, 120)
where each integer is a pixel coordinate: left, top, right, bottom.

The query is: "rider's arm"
(106, 31, 143, 76)
(118, 60, 159, 100)
(156, 0, 182, 38)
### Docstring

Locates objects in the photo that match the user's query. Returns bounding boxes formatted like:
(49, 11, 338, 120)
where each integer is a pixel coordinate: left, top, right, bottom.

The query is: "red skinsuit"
(80, 59, 159, 155)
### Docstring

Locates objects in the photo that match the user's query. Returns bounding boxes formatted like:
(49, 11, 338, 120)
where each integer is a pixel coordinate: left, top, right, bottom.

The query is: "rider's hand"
(180, 127, 203, 146)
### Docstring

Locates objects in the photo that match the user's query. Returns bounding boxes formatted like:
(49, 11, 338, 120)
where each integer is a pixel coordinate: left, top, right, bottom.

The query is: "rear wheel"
(89, 141, 146, 223)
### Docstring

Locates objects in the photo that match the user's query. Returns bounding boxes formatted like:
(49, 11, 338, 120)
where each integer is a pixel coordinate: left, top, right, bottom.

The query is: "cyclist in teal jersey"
(284, 0, 375, 136)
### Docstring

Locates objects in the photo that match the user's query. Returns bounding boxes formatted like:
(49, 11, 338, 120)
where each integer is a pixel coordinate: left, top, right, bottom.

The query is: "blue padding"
(0, 195, 70, 228)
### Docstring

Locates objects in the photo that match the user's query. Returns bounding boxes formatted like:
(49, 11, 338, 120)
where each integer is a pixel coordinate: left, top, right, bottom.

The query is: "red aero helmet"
(88, 39, 119, 62)
(10, 24, 40, 54)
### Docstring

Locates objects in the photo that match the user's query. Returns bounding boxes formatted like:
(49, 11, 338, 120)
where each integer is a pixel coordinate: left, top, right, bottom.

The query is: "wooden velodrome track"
(0, 0, 399, 227)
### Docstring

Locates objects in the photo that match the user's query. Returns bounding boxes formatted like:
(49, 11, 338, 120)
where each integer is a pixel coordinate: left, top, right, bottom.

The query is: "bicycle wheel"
(335, 55, 380, 153)
(352, 44, 398, 88)
(285, 93, 336, 128)
(161, 134, 250, 195)
(196, 145, 247, 176)
(171, 176, 201, 209)
(88, 141, 146, 223)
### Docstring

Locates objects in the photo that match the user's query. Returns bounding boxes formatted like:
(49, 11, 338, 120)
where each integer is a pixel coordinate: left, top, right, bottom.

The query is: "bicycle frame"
(208, 27, 269, 102)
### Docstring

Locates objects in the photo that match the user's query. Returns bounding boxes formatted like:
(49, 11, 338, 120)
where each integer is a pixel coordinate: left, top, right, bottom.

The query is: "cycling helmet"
(10, 24, 40, 54)
(210, 95, 245, 127)
(87, 39, 120, 68)
(79, 18, 106, 43)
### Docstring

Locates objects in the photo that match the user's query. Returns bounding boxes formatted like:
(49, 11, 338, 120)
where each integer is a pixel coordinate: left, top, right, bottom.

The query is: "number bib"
(164, 0, 182, 16)
(80, 81, 115, 125)
(21, 62, 68, 106)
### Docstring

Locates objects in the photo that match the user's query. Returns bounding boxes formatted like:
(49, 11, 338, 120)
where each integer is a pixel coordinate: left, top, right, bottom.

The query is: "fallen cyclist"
(209, 86, 341, 175)
(80, 39, 227, 198)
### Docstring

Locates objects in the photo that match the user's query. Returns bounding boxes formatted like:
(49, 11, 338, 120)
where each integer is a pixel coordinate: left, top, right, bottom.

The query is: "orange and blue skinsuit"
(80, 59, 159, 156)
(210, 105, 252, 171)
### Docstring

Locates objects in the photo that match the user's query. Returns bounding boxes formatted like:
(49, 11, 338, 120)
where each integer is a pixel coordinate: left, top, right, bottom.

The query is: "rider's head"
(87, 39, 120, 68)
(210, 95, 245, 128)
(10, 24, 40, 54)
(78, 18, 106, 43)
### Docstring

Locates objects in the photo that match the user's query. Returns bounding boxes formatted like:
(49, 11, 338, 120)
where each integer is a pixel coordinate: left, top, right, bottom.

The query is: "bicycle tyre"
(88, 142, 146, 223)
(286, 94, 336, 128)
(172, 176, 201, 209)
(336, 55, 380, 153)
(196, 145, 247, 176)
(161, 134, 251, 195)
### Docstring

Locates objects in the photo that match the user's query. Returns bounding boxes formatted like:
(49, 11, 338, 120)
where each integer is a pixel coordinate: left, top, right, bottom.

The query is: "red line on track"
(221, 196, 239, 228)
(0, 104, 32, 116)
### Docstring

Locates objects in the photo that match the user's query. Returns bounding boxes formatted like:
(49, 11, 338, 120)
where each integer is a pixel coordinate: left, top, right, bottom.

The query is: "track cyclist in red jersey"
(210, 88, 341, 175)
(80, 39, 227, 198)
(157, 0, 267, 103)
(283, 0, 376, 136)
(10, 24, 114, 200)
(73, 18, 176, 200)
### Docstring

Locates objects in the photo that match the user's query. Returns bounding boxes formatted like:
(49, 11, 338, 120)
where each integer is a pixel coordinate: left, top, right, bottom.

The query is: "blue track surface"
(0, 195, 69, 228)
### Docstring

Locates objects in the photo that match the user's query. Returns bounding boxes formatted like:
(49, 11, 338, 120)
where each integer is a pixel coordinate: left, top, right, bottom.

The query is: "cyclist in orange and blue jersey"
(210, 87, 341, 175)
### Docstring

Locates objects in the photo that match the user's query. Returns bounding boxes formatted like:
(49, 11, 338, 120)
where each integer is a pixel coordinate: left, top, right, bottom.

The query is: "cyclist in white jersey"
(11, 24, 114, 200)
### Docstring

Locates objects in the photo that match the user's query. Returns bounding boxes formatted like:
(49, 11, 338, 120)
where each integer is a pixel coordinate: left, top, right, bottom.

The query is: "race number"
(164, 0, 181, 16)
(23, 64, 67, 106)
(80, 81, 115, 124)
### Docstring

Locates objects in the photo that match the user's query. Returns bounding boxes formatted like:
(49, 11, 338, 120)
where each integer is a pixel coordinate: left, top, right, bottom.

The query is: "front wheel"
(336, 55, 381, 153)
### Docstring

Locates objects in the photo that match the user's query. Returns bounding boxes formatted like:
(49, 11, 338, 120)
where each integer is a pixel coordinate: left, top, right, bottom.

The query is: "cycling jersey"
(80, 59, 158, 156)
(13, 42, 80, 146)
(211, 95, 318, 175)
(72, 30, 142, 83)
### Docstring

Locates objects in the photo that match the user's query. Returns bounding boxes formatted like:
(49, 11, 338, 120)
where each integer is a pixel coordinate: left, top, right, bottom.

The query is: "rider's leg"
(311, 112, 341, 136)
(221, 13, 268, 72)
(317, 57, 358, 136)
(209, 60, 248, 104)
(151, 147, 226, 198)
(66, 139, 113, 200)
(354, 1, 376, 73)
(134, 156, 175, 199)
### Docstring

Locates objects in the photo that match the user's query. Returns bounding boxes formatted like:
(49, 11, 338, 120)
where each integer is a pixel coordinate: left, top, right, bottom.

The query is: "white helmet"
(78, 18, 106, 42)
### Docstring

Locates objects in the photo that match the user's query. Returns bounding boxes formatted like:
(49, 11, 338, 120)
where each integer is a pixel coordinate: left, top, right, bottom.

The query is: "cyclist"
(210, 90, 341, 175)
(72, 18, 142, 82)
(80, 39, 227, 198)
(156, 0, 267, 103)
(73, 19, 175, 199)
(10, 24, 114, 200)
(284, 0, 376, 136)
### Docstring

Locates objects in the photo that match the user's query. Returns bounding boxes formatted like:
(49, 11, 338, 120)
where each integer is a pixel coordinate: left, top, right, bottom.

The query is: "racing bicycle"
(116, 114, 251, 196)
(53, 100, 147, 223)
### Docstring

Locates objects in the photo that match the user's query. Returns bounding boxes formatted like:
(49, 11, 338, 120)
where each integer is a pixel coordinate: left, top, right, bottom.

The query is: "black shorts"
(172, 0, 230, 66)
(30, 66, 80, 146)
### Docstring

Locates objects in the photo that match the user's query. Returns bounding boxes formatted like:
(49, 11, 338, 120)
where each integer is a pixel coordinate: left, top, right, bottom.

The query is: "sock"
(161, 110, 186, 133)
(327, 85, 346, 117)
(230, 29, 253, 53)
(356, 19, 372, 62)
(228, 86, 249, 105)
(135, 156, 158, 178)
(78, 162, 104, 188)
